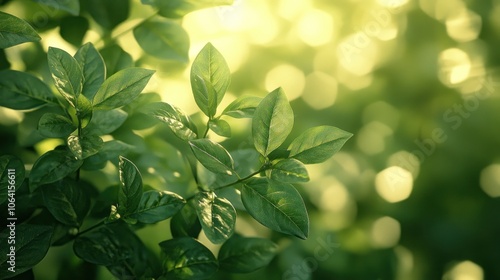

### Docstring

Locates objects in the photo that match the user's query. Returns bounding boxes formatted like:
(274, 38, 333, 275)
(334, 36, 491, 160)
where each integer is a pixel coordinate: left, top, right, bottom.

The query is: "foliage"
(0, 1, 351, 279)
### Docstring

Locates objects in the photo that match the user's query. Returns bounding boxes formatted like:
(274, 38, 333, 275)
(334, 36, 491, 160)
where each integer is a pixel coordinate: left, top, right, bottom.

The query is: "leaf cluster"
(0, 1, 351, 279)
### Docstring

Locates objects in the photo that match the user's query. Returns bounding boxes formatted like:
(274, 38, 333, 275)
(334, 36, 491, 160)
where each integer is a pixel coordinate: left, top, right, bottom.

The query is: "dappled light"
(375, 166, 413, 203)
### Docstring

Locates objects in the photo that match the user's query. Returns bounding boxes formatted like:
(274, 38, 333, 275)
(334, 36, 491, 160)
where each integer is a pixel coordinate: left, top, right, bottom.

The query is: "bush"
(0, 1, 351, 279)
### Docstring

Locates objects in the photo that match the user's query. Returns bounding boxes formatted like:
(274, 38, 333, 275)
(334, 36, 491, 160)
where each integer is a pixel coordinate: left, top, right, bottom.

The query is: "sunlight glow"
(265, 64, 305, 101)
(301, 72, 338, 109)
(338, 33, 379, 76)
(278, 0, 312, 20)
(375, 166, 413, 203)
(443, 261, 484, 280)
(480, 164, 500, 197)
(371, 216, 401, 248)
(357, 121, 393, 155)
(296, 9, 334, 47)
(319, 179, 349, 212)
(445, 9, 482, 42)
(439, 48, 471, 86)
(419, 0, 466, 21)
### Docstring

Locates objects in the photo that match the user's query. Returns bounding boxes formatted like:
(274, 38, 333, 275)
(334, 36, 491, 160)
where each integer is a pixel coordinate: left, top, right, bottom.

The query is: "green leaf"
(133, 18, 189, 62)
(159, 237, 218, 279)
(40, 179, 90, 227)
(170, 203, 202, 238)
(0, 11, 40, 48)
(74, 42, 105, 99)
(0, 70, 57, 109)
(129, 190, 185, 223)
(81, 140, 132, 170)
(154, 0, 234, 18)
(60, 16, 89, 46)
(270, 158, 309, 183)
(93, 68, 155, 110)
(241, 178, 309, 239)
(189, 139, 234, 175)
(67, 133, 104, 160)
(73, 222, 154, 279)
(117, 156, 143, 216)
(48, 47, 83, 108)
(218, 235, 278, 273)
(190, 43, 230, 118)
(99, 44, 133, 76)
(38, 113, 75, 138)
(29, 150, 83, 192)
(33, 0, 80, 15)
(288, 126, 353, 164)
(194, 191, 236, 244)
(222, 95, 262, 118)
(0, 224, 52, 278)
(84, 0, 130, 30)
(140, 102, 197, 141)
(252, 88, 294, 156)
(85, 109, 128, 135)
(209, 119, 231, 137)
(0, 155, 25, 205)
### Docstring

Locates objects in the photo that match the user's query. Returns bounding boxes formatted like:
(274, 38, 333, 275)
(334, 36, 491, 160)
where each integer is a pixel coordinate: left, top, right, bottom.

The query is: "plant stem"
(77, 219, 106, 237)
(202, 120, 210, 138)
(186, 166, 268, 201)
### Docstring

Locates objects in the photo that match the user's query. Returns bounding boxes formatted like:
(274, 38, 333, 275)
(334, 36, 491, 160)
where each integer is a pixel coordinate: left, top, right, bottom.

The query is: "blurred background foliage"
(1, 0, 500, 279)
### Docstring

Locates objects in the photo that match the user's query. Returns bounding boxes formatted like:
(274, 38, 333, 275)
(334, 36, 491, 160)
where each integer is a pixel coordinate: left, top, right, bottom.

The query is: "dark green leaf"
(84, 0, 129, 30)
(0, 224, 52, 278)
(170, 203, 202, 238)
(288, 126, 353, 164)
(218, 235, 278, 273)
(190, 43, 230, 117)
(0, 155, 25, 205)
(252, 88, 294, 156)
(73, 222, 154, 279)
(194, 191, 236, 244)
(117, 156, 143, 216)
(59, 16, 89, 46)
(0, 70, 57, 109)
(33, 0, 80, 15)
(154, 0, 234, 18)
(48, 47, 83, 108)
(270, 158, 309, 183)
(133, 18, 189, 62)
(74, 42, 105, 99)
(189, 139, 234, 175)
(0, 11, 40, 48)
(40, 179, 90, 227)
(99, 44, 133, 76)
(209, 119, 231, 137)
(129, 190, 185, 223)
(241, 178, 309, 239)
(85, 109, 128, 135)
(67, 133, 104, 160)
(29, 150, 83, 192)
(222, 95, 262, 118)
(93, 68, 155, 110)
(159, 237, 218, 279)
(140, 102, 197, 140)
(38, 113, 75, 138)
